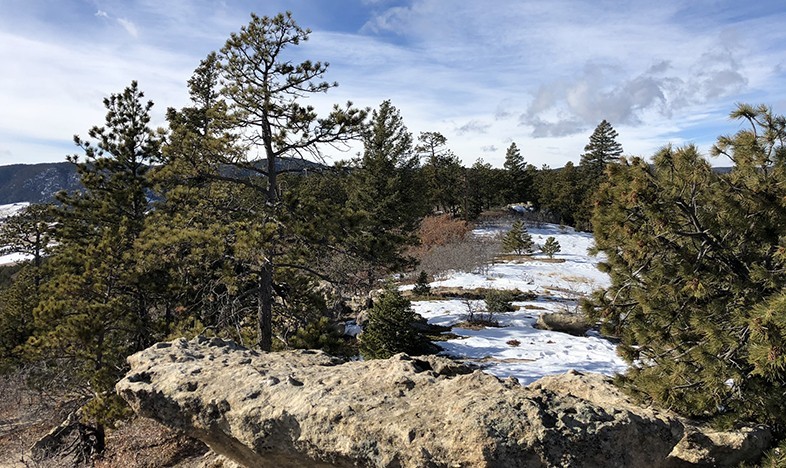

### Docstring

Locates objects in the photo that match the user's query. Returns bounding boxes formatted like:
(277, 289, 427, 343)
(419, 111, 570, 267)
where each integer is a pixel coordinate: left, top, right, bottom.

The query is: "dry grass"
(495, 254, 566, 263)
(0, 370, 83, 468)
(0, 368, 210, 468)
(96, 417, 209, 468)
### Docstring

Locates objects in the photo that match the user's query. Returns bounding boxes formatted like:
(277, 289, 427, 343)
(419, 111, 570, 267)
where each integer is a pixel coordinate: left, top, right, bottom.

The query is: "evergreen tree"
(137, 53, 253, 341)
(412, 270, 431, 296)
(0, 204, 53, 287)
(534, 162, 586, 229)
(359, 285, 432, 359)
(183, 12, 368, 351)
(502, 221, 533, 255)
(27, 82, 162, 429)
(466, 158, 504, 213)
(345, 100, 426, 284)
(580, 119, 623, 176)
(0, 267, 39, 372)
(503, 142, 534, 204)
(541, 236, 561, 258)
(417, 132, 463, 215)
(585, 104, 786, 428)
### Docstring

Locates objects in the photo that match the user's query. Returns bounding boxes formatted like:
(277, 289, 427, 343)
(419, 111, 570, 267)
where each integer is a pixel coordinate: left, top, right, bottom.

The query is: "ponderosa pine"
(585, 104, 786, 429)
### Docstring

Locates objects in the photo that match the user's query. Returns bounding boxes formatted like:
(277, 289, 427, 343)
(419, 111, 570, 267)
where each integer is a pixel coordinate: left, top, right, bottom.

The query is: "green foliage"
(462, 159, 505, 219)
(359, 286, 432, 359)
(502, 221, 533, 255)
(26, 82, 162, 419)
(0, 266, 38, 372)
(503, 142, 536, 205)
(580, 119, 623, 176)
(541, 236, 561, 258)
(344, 100, 425, 285)
(417, 132, 463, 216)
(412, 270, 431, 296)
(484, 289, 515, 313)
(0, 204, 53, 283)
(534, 163, 588, 230)
(218, 12, 367, 350)
(288, 317, 349, 356)
(585, 104, 786, 428)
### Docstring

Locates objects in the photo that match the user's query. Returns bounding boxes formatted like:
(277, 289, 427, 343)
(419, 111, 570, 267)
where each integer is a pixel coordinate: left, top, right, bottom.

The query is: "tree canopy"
(585, 104, 786, 429)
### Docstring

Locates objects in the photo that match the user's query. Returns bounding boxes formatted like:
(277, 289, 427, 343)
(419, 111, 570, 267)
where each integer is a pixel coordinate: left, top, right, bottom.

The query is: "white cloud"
(117, 18, 139, 38)
(1, 0, 785, 168)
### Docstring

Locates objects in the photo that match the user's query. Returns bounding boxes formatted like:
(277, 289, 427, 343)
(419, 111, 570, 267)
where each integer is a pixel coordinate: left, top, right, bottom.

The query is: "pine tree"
(27, 82, 162, 430)
(503, 142, 534, 204)
(585, 104, 786, 428)
(502, 221, 533, 255)
(412, 270, 431, 296)
(0, 204, 53, 286)
(417, 132, 463, 215)
(137, 53, 253, 341)
(345, 100, 426, 285)
(580, 119, 623, 176)
(359, 285, 432, 359)
(541, 236, 561, 258)
(0, 267, 39, 372)
(155, 13, 368, 351)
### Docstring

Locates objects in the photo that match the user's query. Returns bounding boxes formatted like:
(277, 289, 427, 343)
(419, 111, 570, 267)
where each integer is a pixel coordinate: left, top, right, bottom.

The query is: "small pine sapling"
(502, 220, 533, 255)
(485, 289, 515, 314)
(359, 285, 432, 359)
(412, 270, 431, 296)
(541, 236, 561, 258)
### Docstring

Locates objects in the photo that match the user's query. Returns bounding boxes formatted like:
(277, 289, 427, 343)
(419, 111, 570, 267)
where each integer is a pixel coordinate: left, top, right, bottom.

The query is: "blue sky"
(1, 0, 785, 168)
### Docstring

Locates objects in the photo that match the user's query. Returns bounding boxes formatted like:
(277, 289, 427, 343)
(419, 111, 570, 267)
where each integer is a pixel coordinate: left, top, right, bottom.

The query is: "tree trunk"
(257, 259, 274, 351)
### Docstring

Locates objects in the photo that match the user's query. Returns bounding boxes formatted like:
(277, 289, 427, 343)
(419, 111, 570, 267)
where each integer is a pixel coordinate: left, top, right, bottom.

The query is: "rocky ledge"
(116, 337, 770, 467)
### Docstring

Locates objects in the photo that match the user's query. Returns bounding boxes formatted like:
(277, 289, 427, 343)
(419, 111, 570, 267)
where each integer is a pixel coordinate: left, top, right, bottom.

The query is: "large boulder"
(116, 337, 768, 467)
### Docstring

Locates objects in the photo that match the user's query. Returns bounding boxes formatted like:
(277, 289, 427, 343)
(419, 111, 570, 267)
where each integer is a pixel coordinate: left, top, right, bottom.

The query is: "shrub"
(359, 286, 433, 359)
(289, 317, 349, 357)
(541, 236, 561, 258)
(412, 270, 432, 296)
(484, 289, 515, 313)
(416, 214, 471, 249)
(502, 221, 533, 255)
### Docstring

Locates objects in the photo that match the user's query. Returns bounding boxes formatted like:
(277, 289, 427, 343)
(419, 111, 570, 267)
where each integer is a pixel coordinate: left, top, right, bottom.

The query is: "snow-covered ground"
(410, 222, 628, 385)
(0, 203, 33, 266)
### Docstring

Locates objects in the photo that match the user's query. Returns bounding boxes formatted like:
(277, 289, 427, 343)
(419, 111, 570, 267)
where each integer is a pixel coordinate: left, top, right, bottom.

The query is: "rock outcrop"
(116, 337, 770, 467)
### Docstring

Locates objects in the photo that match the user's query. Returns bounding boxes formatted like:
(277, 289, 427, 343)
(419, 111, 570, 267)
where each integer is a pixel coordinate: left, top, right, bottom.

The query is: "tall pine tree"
(346, 100, 425, 285)
(27, 81, 162, 427)
(579, 119, 623, 176)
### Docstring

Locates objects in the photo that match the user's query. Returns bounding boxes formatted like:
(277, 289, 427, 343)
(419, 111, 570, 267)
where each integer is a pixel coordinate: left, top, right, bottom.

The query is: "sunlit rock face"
(117, 337, 770, 468)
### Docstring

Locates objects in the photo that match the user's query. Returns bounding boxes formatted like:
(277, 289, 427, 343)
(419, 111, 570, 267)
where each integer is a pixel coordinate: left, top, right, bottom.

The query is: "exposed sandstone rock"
(668, 426, 772, 466)
(116, 337, 768, 467)
(534, 311, 591, 336)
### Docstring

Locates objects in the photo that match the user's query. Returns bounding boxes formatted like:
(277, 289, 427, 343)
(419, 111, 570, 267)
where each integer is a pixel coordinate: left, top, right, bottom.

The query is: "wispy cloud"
(0, 0, 784, 168)
(117, 18, 139, 38)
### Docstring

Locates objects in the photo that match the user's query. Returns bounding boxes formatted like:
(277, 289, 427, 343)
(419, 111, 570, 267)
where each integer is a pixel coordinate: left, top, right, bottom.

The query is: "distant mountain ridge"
(0, 162, 81, 204)
(0, 158, 329, 205)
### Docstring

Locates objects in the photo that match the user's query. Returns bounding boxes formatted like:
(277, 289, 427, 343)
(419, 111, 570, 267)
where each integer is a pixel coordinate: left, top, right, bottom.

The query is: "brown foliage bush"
(415, 215, 472, 251)
(407, 214, 500, 280)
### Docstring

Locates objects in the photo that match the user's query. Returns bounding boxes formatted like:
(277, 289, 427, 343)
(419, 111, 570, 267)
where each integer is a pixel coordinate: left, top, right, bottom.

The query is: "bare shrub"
(415, 214, 472, 250)
(415, 237, 499, 279)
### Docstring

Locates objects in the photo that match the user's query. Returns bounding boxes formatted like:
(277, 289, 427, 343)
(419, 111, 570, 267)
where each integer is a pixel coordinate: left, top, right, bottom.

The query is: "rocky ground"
(114, 336, 771, 467)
